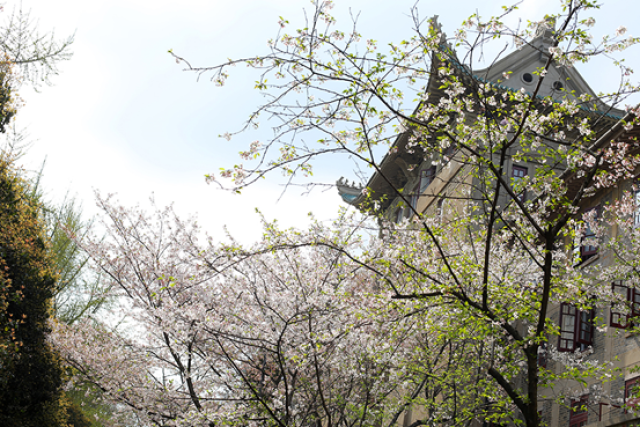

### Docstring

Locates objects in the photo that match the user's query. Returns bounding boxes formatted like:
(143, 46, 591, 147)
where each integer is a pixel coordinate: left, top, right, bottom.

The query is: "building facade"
(337, 20, 640, 427)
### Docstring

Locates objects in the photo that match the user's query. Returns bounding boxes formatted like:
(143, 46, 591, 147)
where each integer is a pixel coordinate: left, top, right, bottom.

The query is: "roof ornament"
(535, 16, 556, 53)
(430, 15, 448, 47)
(431, 15, 441, 34)
(336, 177, 364, 204)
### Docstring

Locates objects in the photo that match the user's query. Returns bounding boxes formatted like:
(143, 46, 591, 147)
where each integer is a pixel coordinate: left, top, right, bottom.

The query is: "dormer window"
(522, 72, 534, 84)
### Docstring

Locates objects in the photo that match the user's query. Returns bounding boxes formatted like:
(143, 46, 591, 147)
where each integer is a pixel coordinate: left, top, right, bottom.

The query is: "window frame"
(410, 182, 420, 211)
(420, 166, 436, 194)
(626, 377, 640, 413)
(395, 204, 404, 223)
(436, 198, 444, 223)
(411, 167, 438, 214)
(559, 303, 577, 352)
(537, 343, 547, 368)
(611, 282, 640, 329)
(630, 176, 640, 229)
(569, 395, 589, 427)
(576, 308, 595, 347)
(634, 184, 640, 228)
(512, 165, 528, 202)
(580, 206, 599, 260)
(573, 206, 600, 265)
(559, 302, 594, 352)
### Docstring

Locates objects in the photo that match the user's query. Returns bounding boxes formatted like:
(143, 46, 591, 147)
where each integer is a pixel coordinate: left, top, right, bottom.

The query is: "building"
(336, 18, 640, 427)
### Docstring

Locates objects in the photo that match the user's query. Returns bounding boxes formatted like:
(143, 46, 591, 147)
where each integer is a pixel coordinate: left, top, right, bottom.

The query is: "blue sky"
(11, 0, 640, 243)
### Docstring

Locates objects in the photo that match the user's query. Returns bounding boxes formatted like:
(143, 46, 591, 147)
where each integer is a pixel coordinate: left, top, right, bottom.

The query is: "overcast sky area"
(10, 0, 640, 244)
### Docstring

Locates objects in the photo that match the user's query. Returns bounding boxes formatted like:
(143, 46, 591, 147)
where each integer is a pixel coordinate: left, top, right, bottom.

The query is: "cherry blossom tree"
(54, 1, 640, 427)
(53, 196, 465, 427)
